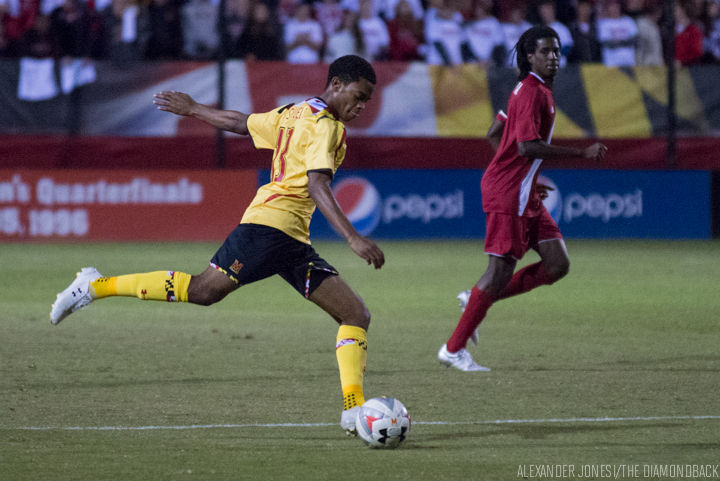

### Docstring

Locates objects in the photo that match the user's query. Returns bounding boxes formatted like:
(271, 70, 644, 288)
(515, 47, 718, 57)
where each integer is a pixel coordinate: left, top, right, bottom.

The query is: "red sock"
(497, 262, 554, 300)
(447, 287, 495, 353)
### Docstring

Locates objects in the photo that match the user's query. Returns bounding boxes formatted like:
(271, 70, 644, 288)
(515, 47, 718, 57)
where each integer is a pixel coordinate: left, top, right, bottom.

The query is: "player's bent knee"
(547, 259, 570, 282)
(344, 303, 371, 330)
(187, 285, 228, 306)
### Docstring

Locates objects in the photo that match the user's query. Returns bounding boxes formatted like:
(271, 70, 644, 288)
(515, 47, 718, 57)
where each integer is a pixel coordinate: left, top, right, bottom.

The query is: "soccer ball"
(355, 396, 411, 448)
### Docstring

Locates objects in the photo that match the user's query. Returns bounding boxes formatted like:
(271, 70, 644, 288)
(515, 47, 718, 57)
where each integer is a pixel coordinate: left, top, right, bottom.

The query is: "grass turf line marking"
(12, 415, 720, 431)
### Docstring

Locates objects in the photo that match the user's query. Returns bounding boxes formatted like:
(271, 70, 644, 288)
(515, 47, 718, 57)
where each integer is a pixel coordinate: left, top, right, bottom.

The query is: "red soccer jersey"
(481, 72, 555, 217)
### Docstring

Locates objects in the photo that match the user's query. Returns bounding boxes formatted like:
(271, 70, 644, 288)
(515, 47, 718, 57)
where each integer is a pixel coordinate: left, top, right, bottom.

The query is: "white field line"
(10, 415, 720, 431)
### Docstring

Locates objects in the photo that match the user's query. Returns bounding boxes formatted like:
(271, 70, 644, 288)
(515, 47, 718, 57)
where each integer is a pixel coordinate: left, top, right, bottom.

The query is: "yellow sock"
(336, 325, 367, 410)
(90, 271, 191, 302)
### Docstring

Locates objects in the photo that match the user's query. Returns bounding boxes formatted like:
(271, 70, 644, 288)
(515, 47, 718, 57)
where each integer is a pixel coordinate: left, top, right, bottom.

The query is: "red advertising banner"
(0, 170, 257, 242)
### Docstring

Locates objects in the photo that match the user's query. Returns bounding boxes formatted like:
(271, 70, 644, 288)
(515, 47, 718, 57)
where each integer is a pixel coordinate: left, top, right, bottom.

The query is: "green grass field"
(2, 240, 719, 481)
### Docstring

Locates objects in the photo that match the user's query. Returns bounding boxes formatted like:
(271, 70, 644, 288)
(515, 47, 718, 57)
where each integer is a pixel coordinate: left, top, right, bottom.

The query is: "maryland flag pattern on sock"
(92, 271, 190, 302)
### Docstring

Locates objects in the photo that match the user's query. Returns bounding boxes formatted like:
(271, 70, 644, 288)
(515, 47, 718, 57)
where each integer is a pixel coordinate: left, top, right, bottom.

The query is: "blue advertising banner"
(538, 170, 710, 239)
(258, 169, 711, 240)
(310, 169, 484, 239)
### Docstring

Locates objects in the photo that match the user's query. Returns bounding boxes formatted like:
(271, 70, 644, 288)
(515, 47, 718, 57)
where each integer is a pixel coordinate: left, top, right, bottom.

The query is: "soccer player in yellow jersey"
(50, 55, 385, 434)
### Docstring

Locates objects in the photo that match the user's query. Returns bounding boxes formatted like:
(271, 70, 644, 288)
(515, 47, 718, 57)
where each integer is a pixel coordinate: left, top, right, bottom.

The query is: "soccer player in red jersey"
(439, 26, 608, 371)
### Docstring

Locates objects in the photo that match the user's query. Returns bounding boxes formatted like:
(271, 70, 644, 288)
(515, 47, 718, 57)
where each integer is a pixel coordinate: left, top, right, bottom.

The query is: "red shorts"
(484, 208, 562, 260)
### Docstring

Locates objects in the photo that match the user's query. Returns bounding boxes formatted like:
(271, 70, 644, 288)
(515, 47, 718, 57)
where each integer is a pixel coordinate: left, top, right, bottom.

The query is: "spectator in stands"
(567, 0, 601, 63)
(314, 0, 343, 39)
(674, 1, 704, 65)
(596, 0, 638, 67)
(236, 1, 283, 60)
(500, 5, 531, 66)
(357, 0, 388, 60)
(42, 0, 64, 16)
(684, 0, 706, 21)
(339, 0, 380, 19)
(284, 2, 323, 63)
(626, 0, 663, 66)
(18, 12, 59, 57)
(386, 0, 423, 61)
(704, 0, 720, 62)
(324, 9, 365, 61)
(425, 0, 470, 66)
(464, 0, 505, 67)
(221, 0, 251, 58)
(2, 0, 40, 56)
(536, 0, 572, 66)
(382, 0, 424, 22)
(101, 0, 148, 61)
(181, 0, 219, 59)
(50, 0, 103, 58)
(145, 0, 183, 60)
(277, 0, 301, 25)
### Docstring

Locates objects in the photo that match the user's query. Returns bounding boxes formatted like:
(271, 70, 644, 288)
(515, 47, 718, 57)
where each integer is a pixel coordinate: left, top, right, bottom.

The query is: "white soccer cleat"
(438, 344, 490, 372)
(341, 406, 361, 436)
(456, 290, 479, 345)
(457, 289, 471, 311)
(50, 267, 102, 325)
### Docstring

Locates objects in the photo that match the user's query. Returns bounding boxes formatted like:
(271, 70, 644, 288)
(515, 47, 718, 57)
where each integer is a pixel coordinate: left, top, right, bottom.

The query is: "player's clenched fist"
(583, 143, 608, 162)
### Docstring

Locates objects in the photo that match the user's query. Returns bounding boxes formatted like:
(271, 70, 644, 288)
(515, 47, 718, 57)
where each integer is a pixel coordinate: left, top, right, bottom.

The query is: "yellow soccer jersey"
(241, 97, 347, 244)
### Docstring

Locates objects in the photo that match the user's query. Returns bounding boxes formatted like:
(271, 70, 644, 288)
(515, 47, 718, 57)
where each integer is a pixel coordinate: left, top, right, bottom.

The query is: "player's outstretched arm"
(153, 91, 250, 135)
(307, 171, 385, 269)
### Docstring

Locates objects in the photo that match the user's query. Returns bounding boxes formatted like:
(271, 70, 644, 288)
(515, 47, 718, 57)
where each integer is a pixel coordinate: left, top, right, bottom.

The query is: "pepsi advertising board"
(311, 170, 484, 239)
(538, 170, 710, 239)
(257, 169, 710, 240)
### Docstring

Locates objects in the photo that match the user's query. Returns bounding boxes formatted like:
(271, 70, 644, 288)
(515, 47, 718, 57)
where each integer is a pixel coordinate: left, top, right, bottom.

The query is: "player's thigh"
(477, 254, 516, 294)
(308, 275, 370, 329)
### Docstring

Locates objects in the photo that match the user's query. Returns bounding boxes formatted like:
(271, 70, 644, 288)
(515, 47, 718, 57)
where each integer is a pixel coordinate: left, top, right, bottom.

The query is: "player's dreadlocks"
(326, 55, 377, 87)
(514, 26, 561, 81)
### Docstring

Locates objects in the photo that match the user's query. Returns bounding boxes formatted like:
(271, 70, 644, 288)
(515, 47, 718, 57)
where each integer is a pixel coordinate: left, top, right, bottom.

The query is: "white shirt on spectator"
(549, 20, 572, 65)
(425, 13, 465, 65)
(635, 15, 663, 66)
(41, 0, 63, 15)
(500, 19, 532, 65)
(465, 16, 505, 62)
(314, 0, 343, 37)
(596, 15, 638, 67)
(182, 0, 220, 58)
(358, 16, 389, 60)
(284, 17, 323, 63)
(704, 19, 720, 61)
(340, 0, 382, 17)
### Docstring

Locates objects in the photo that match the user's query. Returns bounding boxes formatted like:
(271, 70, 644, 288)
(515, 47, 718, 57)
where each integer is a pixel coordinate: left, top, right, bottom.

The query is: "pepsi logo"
(537, 175, 561, 223)
(332, 177, 382, 236)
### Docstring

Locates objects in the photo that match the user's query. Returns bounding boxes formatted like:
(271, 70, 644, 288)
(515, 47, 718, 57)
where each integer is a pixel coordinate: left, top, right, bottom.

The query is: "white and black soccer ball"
(355, 396, 411, 448)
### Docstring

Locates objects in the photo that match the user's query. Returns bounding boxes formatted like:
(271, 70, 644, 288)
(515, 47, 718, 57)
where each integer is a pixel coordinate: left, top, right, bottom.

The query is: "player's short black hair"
(326, 55, 376, 87)
(515, 25, 561, 81)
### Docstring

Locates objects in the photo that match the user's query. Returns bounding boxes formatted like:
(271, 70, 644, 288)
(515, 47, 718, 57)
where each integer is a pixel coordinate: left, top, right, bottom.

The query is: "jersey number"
(272, 127, 294, 182)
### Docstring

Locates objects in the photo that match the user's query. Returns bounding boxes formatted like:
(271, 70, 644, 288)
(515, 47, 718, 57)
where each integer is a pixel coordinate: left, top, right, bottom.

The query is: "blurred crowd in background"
(1, 0, 719, 67)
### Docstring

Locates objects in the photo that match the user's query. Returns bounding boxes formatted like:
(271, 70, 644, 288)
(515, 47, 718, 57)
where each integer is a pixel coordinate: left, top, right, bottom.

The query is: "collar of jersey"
(528, 72, 545, 84)
(306, 97, 329, 115)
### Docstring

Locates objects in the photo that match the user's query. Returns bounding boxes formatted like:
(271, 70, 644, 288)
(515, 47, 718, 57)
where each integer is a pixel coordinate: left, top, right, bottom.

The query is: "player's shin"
(446, 287, 495, 352)
(90, 271, 191, 302)
(335, 325, 367, 410)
